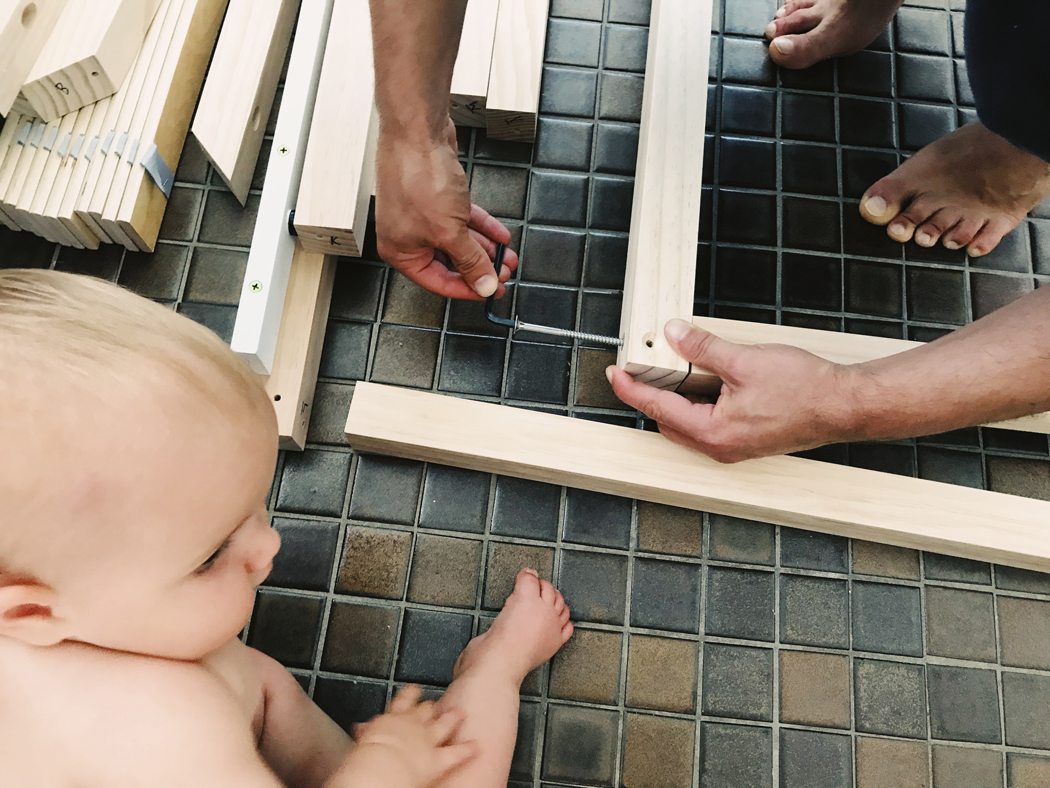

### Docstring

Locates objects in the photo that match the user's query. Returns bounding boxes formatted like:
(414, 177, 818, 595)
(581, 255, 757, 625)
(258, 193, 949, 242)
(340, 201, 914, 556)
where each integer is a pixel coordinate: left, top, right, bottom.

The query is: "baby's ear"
(0, 582, 67, 646)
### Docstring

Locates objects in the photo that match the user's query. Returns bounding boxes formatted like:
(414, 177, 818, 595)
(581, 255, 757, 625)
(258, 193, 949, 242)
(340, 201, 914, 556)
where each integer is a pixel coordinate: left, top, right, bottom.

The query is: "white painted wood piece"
(0, 0, 67, 115)
(449, 0, 499, 128)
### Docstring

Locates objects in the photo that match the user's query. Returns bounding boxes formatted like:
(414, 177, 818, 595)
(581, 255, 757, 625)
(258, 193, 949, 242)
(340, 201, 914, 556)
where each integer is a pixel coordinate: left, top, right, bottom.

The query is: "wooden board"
(262, 241, 335, 450)
(46, 93, 113, 242)
(484, 0, 547, 141)
(616, 0, 710, 390)
(230, 0, 334, 375)
(449, 0, 499, 128)
(21, 0, 163, 122)
(108, 0, 229, 251)
(684, 316, 1050, 434)
(293, 0, 375, 257)
(346, 383, 1050, 572)
(0, 0, 66, 116)
(191, 0, 297, 204)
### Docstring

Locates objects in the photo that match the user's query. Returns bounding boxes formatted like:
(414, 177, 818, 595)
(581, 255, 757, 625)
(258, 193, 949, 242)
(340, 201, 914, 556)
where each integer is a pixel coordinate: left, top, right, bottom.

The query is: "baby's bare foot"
(859, 123, 1050, 256)
(765, 0, 902, 70)
(454, 569, 573, 687)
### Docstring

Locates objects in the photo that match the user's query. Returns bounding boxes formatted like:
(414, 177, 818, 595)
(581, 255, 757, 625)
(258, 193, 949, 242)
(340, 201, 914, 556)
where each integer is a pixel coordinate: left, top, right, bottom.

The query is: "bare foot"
(859, 123, 1050, 256)
(453, 569, 573, 687)
(765, 0, 903, 70)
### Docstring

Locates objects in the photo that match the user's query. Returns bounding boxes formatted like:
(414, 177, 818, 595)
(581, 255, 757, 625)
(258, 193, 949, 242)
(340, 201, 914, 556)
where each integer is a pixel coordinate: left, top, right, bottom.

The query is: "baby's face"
(45, 385, 281, 662)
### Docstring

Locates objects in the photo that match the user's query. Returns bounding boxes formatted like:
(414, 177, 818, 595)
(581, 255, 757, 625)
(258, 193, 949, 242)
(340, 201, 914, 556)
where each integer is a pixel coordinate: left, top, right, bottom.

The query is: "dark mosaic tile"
(622, 714, 695, 788)
(897, 53, 954, 102)
(418, 465, 489, 534)
(778, 58, 835, 92)
(483, 542, 555, 610)
(277, 449, 352, 517)
(780, 575, 849, 649)
(511, 702, 540, 780)
(854, 658, 928, 739)
(158, 186, 202, 242)
(839, 50, 893, 97)
(247, 591, 323, 669)
(1002, 672, 1050, 750)
(631, 557, 701, 634)
(198, 191, 259, 246)
(852, 540, 921, 579)
(584, 230, 628, 288)
(996, 566, 1050, 595)
(928, 665, 1002, 744)
(983, 428, 1049, 456)
(471, 164, 529, 220)
(598, 71, 645, 122)
(382, 271, 445, 328)
(781, 92, 836, 143)
(626, 634, 697, 713)
(348, 454, 423, 525)
(301, 381, 356, 444)
(174, 133, 210, 184)
(781, 527, 848, 572)
(699, 723, 772, 788)
(539, 66, 598, 117)
(437, 333, 504, 396)
(406, 534, 482, 608)
(852, 580, 924, 656)
(563, 489, 632, 549)
(899, 102, 956, 151)
(724, 0, 775, 35)
(318, 321, 371, 380)
(522, 225, 586, 285)
(506, 342, 572, 403)
(702, 643, 773, 722)
(474, 129, 533, 163)
(932, 745, 1003, 788)
(558, 550, 628, 625)
(986, 455, 1050, 500)
(970, 271, 1034, 319)
(603, 24, 648, 71)
(636, 502, 703, 557)
(182, 246, 247, 305)
(924, 552, 991, 584)
(320, 601, 399, 677)
(607, 0, 650, 25)
(176, 302, 237, 343)
(907, 266, 966, 323)
(579, 295, 623, 349)
(782, 143, 838, 197)
(335, 526, 411, 599)
(55, 244, 123, 280)
(589, 174, 634, 232)
(549, 628, 622, 704)
(708, 514, 775, 565)
(722, 37, 775, 86)
(369, 325, 440, 388)
(843, 208, 905, 259)
(313, 677, 386, 732)
(780, 650, 850, 729)
(394, 608, 473, 686)
(926, 587, 996, 662)
(1032, 220, 1050, 275)
(119, 243, 189, 299)
(856, 736, 929, 788)
(720, 136, 776, 190)
(782, 253, 841, 310)
(896, 7, 952, 55)
(491, 476, 561, 540)
(715, 246, 777, 304)
(850, 442, 916, 477)
(516, 285, 577, 345)
(528, 171, 589, 227)
(546, 18, 601, 68)
(780, 729, 852, 788)
(535, 118, 594, 171)
(266, 517, 339, 592)
(329, 262, 384, 321)
(542, 704, 618, 787)
(783, 197, 841, 253)
(840, 98, 896, 149)
(717, 190, 777, 246)
(593, 122, 639, 176)
(721, 85, 776, 136)
(846, 259, 903, 317)
(706, 567, 774, 642)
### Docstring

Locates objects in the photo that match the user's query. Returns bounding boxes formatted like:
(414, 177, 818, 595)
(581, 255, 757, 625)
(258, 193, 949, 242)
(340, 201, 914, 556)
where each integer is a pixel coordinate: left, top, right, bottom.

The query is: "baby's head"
(0, 269, 281, 661)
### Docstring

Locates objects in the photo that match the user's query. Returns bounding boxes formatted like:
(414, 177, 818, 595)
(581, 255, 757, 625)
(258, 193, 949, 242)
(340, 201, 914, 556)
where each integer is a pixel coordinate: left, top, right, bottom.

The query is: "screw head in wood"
(249, 280, 263, 293)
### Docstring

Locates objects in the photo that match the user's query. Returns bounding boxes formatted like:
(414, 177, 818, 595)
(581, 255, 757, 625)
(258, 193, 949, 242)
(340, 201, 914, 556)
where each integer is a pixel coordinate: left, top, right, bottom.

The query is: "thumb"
(444, 228, 499, 298)
(664, 319, 742, 381)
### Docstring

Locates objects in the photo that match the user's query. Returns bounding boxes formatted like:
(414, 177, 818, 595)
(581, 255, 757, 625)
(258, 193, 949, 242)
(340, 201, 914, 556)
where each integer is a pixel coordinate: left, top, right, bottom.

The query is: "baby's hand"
(336, 686, 476, 788)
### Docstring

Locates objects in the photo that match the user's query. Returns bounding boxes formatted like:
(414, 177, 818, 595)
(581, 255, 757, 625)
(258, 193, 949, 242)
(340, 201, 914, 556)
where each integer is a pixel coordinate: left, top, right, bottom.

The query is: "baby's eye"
(195, 539, 230, 574)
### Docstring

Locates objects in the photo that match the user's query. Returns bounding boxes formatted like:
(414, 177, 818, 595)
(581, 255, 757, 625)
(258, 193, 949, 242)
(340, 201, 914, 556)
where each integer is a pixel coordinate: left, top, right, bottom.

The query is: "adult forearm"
(370, 0, 467, 142)
(847, 286, 1050, 440)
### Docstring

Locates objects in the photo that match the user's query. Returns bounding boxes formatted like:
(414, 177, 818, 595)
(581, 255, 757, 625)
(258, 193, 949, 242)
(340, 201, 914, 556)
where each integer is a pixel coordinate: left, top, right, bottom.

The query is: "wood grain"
(616, 0, 710, 390)
(0, 0, 66, 115)
(449, 0, 499, 128)
(191, 0, 296, 204)
(346, 383, 1050, 572)
(484, 0, 548, 141)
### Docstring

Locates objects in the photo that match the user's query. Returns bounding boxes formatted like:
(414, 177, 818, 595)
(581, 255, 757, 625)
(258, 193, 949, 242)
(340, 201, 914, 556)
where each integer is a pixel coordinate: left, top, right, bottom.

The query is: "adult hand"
(374, 118, 518, 300)
(607, 319, 862, 463)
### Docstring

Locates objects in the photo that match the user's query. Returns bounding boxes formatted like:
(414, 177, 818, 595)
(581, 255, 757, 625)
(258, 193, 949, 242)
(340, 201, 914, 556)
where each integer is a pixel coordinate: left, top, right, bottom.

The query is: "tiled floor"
(3, 0, 1050, 785)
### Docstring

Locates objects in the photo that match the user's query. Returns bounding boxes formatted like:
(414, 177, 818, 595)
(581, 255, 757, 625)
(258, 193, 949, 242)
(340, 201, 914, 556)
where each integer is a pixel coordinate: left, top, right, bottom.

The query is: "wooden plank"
(107, 0, 229, 251)
(346, 383, 1050, 572)
(683, 316, 1050, 434)
(616, 0, 710, 390)
(191, 0, 297, 205)
(449, 0, 499, 128)
(262, 241, 335, 450)
(0, 0, 66, 115)
(484, 0, 547, 141)
(20, 0, 163, 122)
(230, 0, 335, 375)
(1, 119, 47, 233)
(293, 0, 375, 257)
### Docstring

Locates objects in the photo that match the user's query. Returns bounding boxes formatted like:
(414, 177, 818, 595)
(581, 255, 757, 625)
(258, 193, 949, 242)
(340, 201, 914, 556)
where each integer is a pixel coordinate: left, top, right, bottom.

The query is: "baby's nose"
(246, 523, 281, 579)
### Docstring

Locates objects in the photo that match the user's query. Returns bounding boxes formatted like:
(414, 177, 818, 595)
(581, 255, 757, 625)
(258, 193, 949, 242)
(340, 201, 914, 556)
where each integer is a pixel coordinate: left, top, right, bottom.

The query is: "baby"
(0, 269, 573, 788)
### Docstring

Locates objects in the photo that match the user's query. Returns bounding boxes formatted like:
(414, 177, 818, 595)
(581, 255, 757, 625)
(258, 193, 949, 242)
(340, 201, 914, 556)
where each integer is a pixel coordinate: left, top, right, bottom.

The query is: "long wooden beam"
(616, 0, 710, 389)
(484, 0, 548, 141)
(449, 0, 499, 128)
(0, 0, 66, 116)
(684, 316, 1050, 434)
(345, 383, 1050, 572)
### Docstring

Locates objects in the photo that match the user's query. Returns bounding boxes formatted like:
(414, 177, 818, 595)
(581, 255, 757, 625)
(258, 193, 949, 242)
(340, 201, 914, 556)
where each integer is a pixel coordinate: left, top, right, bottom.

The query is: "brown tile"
(932, 745, 1002, 788)
(925, 587, 997, 662)
(549, 628, 622, 704)
(856, 737, 928, 788)
(119, 243, 189, 300)
(626, 634, 698, 713)
(986, 456, 1050, 500)
(183, 246, 248, 304)
(708, 514, 775, 565)
(1009, 754, 1050, 788)
(637, 502, 703, 557)
(406, 534, 482, 608)
(622, 714, 695, 788)
(382, 271, 447, 328)
(853, 540, 921, 579)
(575, 348, 628, 409)
(482, 543, 554, 610)
(998, 596, 1050, 670)
(780, 650, 850, 729)
(335, 526, 412, 599)
(320, 601, 399, 678)
(370, 325, 441, 389)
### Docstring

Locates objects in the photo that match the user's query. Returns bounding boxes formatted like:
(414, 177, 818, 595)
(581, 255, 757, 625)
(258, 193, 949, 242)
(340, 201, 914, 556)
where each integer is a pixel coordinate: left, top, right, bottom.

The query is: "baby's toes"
(538, 579, 558, 605)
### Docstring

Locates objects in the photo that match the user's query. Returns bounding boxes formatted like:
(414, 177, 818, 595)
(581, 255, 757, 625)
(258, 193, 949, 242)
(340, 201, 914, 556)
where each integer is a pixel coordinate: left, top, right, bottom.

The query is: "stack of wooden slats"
(0, 0, 227, 250)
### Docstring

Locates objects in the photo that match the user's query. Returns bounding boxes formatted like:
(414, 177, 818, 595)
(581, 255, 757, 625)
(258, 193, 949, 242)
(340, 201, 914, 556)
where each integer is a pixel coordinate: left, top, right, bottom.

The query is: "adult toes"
(860, 177, 910, 227)
(766, 8, 822, 39)
(967, 217, 1016, 257)
(768, 27, 835, 69)
(941, 217, 984, 251)
(914, 209, 962, 248)
(886, 197, 941, 244)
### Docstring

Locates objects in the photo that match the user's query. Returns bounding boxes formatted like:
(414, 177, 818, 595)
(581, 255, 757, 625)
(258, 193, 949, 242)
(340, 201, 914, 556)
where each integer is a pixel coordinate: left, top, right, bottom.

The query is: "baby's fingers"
(431, 706, 466, 745)
(435, 740, 479, 778)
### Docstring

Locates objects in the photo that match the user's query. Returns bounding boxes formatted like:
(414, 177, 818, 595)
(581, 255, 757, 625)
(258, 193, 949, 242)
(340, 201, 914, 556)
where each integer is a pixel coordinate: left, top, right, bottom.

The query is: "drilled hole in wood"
(643, 332, 656, 349)
(273, 394, 282, 402)
(21, 3, 37, 27)
(91, 71, 99, 77)
(251, 106, 261, 131)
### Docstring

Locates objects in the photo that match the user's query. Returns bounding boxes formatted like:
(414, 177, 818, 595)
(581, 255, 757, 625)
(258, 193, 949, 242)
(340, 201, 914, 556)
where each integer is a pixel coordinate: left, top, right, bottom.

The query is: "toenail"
(863, 195, 887, 217)
(889, 223, 908, 238)
(765, 21, 777, 38)
(775, 5, 786, 17)
(943, 239, 961, 250)
(773, 37, 794, 54)
(915, 231, 933, 247)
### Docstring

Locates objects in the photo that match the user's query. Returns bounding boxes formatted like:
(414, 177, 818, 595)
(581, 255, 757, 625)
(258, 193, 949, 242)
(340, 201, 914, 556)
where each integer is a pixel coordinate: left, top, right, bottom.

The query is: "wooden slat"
(293, 0, 375, 257)
(20, 0, 163, 122)
(229, 0, 334, 375)
(108, 0, 229, 251)
(45, 95, 111, 243)
(684, 316, 1050, 434)
(0, 0, 67, 115)
(617, 0, 710, 390)
(449, 0, 499, 128)
(346, 383, 1050, 572)
(484, 0, 547, 141)
(263, 241, 336, 450)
